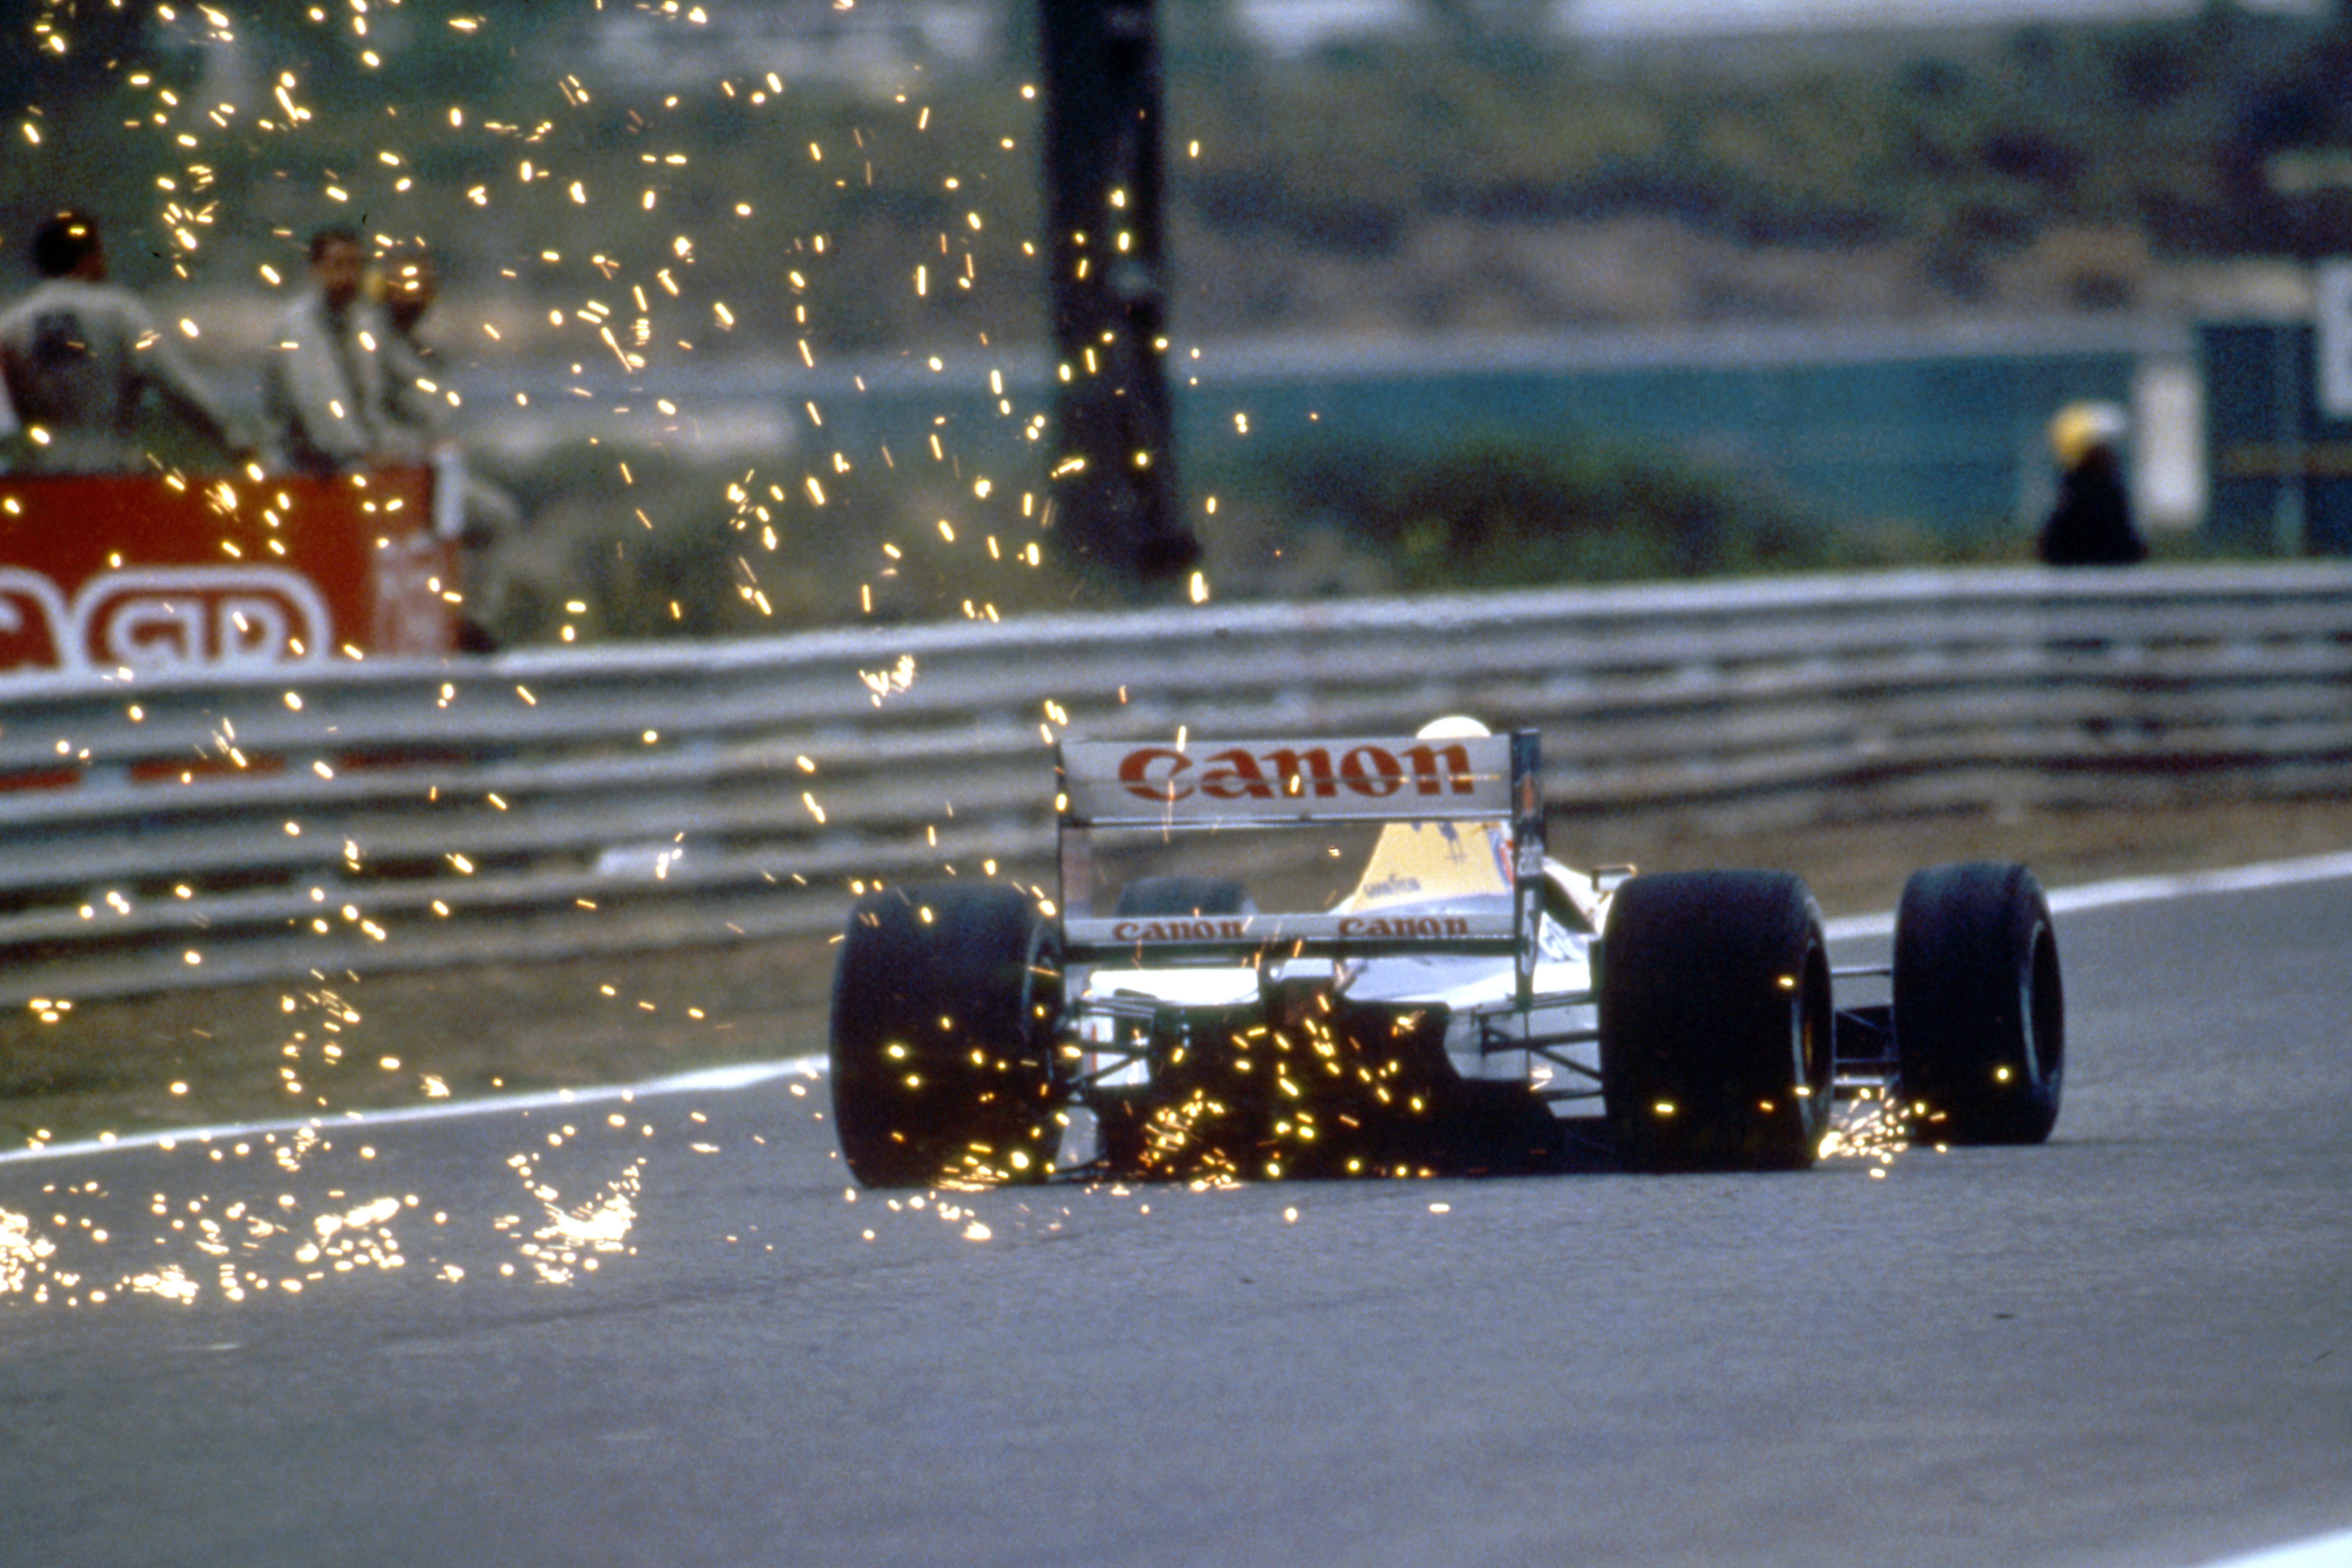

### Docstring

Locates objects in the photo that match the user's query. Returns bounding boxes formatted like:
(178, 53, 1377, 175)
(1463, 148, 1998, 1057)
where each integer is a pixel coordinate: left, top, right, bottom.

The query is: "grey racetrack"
(4, 870, 2349, 1568)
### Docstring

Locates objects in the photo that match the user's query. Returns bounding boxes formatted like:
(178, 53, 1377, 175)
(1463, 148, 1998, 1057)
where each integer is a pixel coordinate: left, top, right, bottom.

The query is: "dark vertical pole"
(1037, 0, 1200, 586)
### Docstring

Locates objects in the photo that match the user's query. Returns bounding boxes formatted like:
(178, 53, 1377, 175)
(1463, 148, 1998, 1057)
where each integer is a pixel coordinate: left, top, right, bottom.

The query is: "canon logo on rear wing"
(1059, 735, 1515, 822)
(1063, 910, 1519, 956)
(1119, 741, 1477, 802)
(1102, 913, 1479, 943)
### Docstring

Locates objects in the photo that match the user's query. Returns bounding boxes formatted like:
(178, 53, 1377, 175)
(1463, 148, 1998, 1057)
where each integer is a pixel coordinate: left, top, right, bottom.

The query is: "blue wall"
(519, 319, 2183, 543)
(782, 321, 2174, 541)
(1176, 340, 2148, 539)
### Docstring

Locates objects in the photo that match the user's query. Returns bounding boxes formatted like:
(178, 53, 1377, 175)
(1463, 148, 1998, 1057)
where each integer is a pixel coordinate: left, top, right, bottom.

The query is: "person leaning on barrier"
(372, 241, 520, 533)
(263, 225, 397, 474)
(0, 209, 248, 474)
(373, 243, 447, 452)
(369, 240, 524, 654)
(2038, 401, 2147, 567)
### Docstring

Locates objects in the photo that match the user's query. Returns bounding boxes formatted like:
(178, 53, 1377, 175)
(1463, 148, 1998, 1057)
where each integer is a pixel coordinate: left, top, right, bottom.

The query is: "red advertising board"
(0, 463, 456, 676)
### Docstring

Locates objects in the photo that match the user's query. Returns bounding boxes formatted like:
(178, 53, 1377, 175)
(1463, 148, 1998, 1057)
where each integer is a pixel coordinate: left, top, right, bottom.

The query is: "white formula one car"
(828, 722, 2064, 1186)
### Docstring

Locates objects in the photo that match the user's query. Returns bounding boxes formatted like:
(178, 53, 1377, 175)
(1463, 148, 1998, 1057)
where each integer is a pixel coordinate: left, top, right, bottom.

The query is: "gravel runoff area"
(8, 794, 2352, 1153)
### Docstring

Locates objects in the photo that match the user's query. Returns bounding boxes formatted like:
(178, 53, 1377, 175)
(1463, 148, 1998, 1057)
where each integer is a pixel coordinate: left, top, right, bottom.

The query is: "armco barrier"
(3, 562, 2350, 1004)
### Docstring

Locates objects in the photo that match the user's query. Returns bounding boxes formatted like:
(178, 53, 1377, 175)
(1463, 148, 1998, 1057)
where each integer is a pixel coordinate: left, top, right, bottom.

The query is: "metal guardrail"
(4, 562, 2350, 1005)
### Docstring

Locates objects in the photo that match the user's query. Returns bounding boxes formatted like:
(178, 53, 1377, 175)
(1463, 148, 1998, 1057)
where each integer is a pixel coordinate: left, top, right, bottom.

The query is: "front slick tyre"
(1895, 862, 2063, 1145)
(1600, 871, 1833, 1172)
(830, 884, 1063, 1187)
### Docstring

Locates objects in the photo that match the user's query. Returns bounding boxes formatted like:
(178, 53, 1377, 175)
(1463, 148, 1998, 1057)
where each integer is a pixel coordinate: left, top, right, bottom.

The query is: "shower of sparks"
(14, 0, 1092, 630)
(0, 1115, 670, 1307)
(1, 0, 1254, 1285)
(1818, 1086, 1917, 1171)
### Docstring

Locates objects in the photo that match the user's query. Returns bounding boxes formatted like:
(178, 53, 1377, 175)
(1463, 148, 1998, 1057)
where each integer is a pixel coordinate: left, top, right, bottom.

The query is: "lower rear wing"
(1062, 906, 1519, 963)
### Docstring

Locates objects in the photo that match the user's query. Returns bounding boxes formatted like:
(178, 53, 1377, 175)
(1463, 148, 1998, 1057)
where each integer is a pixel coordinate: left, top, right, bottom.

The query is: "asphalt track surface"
(4, 866, 2350, 1568)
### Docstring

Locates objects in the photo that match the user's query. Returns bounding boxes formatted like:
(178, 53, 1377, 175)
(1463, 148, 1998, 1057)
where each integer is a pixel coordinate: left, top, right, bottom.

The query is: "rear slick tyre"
(829, 884, 1064, 1187)
(1894, 862, 2064, 1145)
(1598, 870, 1833, 1172)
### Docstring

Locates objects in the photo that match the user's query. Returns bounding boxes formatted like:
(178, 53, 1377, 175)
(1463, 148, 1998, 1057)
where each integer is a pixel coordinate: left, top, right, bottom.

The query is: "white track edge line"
(2198, 1527, 2352, 1568)
(1822, 847, 2352, 942)
(0, 1054, 826, 1168)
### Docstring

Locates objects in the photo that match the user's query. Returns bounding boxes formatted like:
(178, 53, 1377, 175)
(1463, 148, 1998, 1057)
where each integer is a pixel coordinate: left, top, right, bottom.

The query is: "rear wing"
(1056, 730, 1546, 998)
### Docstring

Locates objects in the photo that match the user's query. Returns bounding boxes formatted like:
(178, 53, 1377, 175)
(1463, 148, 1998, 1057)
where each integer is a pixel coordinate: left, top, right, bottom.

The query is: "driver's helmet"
(1336, 717, 1513, 911)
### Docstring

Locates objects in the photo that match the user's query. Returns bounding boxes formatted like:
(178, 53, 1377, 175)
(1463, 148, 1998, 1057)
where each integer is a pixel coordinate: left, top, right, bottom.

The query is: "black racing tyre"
(1598, 870, 1834, 1172)
(1112, 876, 1252, 918)
(1894, 862, 2064, 1145)
(829, 883, 1064, 1187)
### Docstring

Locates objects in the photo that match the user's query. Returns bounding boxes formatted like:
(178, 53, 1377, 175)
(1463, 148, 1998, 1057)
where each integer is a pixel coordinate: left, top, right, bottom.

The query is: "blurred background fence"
(4, 561, 2349, 1005)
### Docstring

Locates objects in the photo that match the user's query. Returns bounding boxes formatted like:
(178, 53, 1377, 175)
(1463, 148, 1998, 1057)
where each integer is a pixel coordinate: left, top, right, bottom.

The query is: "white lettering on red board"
(0, 570, 72, 670)
(0, 567, 331, 674)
